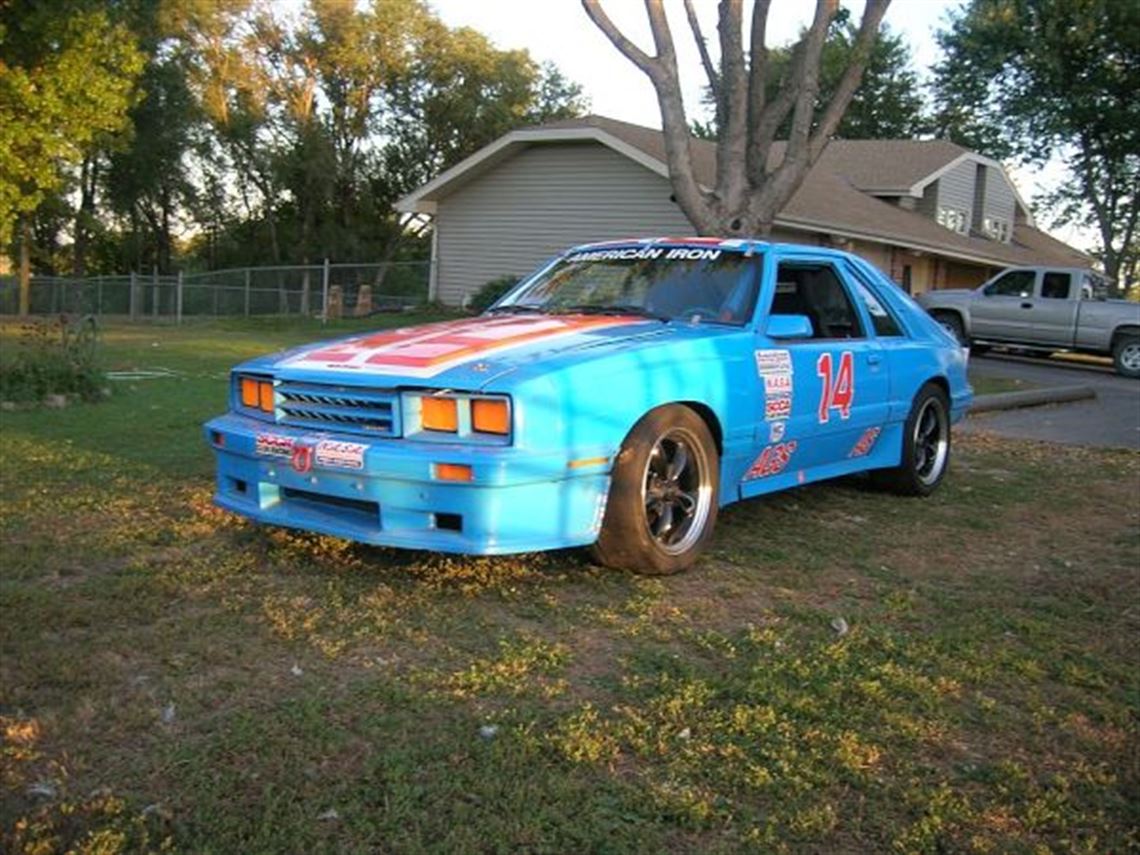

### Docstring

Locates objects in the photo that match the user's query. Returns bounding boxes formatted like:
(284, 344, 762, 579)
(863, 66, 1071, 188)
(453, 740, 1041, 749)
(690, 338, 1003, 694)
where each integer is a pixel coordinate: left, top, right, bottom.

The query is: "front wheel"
(873, 383, 951, 496)
(1112, 336, 1140, 378)
(591, 405, 719, 575)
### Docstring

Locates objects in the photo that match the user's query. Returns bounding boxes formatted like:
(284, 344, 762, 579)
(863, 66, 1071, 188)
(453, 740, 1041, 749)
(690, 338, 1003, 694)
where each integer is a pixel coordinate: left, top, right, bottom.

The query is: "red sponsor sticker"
(765, 395, 792, 420)
(255, 433, 294, 459)
(745, 440, 798, 480)
(848, 427, 881, 458)
(291, 443, 313, 474)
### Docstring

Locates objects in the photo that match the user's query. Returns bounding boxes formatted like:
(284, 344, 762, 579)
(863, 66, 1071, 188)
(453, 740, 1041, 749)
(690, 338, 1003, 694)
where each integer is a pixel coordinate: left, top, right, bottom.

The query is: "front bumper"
(204, 414, 613, 554)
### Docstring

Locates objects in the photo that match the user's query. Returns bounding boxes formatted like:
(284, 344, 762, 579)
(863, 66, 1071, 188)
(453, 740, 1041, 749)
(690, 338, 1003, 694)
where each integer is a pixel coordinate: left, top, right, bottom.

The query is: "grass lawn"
(2, 318, 1138, 854)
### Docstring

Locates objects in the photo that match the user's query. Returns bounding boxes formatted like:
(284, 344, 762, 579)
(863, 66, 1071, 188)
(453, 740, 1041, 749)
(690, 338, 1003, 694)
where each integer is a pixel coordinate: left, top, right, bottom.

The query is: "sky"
(426, 0, 1086, 249)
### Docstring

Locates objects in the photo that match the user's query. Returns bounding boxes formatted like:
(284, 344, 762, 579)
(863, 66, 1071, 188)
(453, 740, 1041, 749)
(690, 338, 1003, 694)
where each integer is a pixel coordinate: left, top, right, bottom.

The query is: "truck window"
(1041, 272, 1071, 299)
(984, 270, 1035, 297)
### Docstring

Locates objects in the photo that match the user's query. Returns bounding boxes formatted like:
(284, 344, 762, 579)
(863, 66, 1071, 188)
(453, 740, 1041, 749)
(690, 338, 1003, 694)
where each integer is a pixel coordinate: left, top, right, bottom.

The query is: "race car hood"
(236, 313, 735, 390)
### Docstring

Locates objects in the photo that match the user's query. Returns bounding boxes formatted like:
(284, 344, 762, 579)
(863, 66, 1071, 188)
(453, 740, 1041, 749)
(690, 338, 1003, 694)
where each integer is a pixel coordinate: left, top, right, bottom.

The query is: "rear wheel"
(1112, 335, 1140, 378)
(873, 383, 951, 497)
(591, 405, 719, 575)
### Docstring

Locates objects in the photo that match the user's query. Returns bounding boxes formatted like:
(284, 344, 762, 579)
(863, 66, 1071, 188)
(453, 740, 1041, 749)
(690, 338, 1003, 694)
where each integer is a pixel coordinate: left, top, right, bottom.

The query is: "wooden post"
(129, 271, 137, 319)
(321, 258, 330, 324)
(176, 271, 184, 325)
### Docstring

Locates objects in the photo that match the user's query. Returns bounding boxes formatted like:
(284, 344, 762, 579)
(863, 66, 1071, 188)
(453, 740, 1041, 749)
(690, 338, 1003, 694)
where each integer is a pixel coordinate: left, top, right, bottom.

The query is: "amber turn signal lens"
(258, 381, 274, 413)
(471, 399, 510, 435)
(240, 377, 259, 408)
(435, 462, 473, 482)
(421, 396, 458, 432)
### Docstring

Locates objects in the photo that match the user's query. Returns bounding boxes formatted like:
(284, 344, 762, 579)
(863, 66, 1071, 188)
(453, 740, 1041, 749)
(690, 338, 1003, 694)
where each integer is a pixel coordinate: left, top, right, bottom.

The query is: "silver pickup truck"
(917, 267, 1140, 377)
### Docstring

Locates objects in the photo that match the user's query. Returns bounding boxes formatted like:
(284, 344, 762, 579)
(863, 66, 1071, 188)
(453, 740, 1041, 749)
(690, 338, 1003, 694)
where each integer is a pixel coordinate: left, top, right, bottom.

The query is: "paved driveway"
(963, 352, 1140, 450)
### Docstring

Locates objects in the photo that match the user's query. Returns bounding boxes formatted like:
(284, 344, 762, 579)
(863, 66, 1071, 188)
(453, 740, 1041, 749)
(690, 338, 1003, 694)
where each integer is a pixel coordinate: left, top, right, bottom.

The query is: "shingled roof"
(397, 114, 1089, 269)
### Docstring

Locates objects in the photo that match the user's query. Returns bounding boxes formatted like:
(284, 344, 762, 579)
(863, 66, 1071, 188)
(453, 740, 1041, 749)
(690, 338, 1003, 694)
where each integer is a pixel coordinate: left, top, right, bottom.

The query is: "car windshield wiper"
(558, 304, 670, 322)
(485, 304, 548, 315)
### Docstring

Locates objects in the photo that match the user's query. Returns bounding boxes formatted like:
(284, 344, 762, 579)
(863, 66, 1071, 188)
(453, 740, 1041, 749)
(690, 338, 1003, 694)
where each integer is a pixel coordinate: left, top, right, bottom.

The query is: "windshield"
(493, 247, 761, 326)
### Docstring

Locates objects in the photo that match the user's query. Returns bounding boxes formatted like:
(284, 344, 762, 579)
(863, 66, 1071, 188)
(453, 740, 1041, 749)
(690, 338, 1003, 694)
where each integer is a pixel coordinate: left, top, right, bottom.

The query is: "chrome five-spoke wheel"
(912, 396, 949, 488)
(642, 429, 715, 556)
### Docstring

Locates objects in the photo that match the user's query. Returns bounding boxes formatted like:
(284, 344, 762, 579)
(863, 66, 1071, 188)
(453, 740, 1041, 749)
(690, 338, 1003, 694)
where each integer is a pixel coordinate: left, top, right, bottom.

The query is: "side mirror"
(766, 314, 813, 340)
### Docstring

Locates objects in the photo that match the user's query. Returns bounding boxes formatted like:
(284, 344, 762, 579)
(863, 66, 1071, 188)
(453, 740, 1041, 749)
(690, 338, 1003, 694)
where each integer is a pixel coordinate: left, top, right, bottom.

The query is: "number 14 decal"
(817, 351, 854, 423)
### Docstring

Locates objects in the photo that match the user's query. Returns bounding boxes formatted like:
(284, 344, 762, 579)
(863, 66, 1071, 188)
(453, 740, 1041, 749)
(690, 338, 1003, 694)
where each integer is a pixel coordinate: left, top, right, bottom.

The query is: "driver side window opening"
(984, 270, 1035, 297)
(770, 262, 866, 341)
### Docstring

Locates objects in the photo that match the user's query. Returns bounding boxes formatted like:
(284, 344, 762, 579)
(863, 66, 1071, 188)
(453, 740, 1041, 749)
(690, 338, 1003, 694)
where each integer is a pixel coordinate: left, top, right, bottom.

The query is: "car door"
(1030, 270, 1079, 346)
(970, 268, 1038, 341)
(741, 254, 889, 498)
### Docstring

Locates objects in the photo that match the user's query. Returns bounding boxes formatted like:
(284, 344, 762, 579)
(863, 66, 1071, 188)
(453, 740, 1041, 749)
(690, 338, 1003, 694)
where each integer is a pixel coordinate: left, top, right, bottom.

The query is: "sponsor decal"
(755, 349, 793, 376)
(314, 440, 367, 470)
(848, 427, 882, 458)
(283, 315, 636, 378)
(744, 440, 798, 480)
(566, 247, 665, 262)
(765, 395, 792, 421)
(768, 421, 787, 443)
(256, 433, 294, 459)
(764, 372, 793, 395)
(817, 350, 855, 423)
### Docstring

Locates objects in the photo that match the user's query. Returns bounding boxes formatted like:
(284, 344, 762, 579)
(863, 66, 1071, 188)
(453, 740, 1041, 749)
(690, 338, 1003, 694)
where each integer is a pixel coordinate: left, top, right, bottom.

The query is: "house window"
(983, 217, 1010, 242)
(937, 206, 968, 234)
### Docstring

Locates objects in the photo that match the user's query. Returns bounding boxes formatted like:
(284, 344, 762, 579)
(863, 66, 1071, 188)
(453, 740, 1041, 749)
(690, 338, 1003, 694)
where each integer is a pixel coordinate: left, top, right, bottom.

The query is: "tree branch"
(748, 37, 806, 184)
(683, 0, 719, 102)
(809, 0, 891, 161)
(745, 0, 772, 180)
(581, 0, 659, 78)
(582, 0, 714, 231)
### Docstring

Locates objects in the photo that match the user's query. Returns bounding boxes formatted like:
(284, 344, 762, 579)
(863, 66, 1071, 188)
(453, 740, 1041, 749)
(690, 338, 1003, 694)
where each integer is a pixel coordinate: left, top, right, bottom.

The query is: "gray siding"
(935, 159, 975, 226)
(983, 169, 1016, 236)
(435, 143, 692, 305)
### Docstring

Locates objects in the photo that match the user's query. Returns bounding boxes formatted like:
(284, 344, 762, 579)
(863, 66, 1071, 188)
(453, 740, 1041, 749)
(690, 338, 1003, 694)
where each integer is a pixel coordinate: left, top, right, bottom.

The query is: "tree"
(0, 1, 144, 311)
(933, 0, 1140, 289)
(582, 0, 890, 237)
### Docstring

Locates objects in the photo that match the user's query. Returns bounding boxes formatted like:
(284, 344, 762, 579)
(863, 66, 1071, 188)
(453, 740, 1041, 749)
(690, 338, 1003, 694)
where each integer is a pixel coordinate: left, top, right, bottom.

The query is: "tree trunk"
(73, 155, 98, 278)
(18, 216, 31, 316)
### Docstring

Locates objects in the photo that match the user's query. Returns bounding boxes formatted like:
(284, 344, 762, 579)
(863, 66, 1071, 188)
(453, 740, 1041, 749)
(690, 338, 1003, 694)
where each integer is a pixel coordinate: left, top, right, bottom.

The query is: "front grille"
(276, 380, 400, 437)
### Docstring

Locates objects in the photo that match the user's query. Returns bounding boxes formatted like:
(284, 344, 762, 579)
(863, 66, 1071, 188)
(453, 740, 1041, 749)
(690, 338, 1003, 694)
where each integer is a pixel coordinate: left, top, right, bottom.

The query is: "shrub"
(467, 275, 520, 314)
(0, 316, 105, 403)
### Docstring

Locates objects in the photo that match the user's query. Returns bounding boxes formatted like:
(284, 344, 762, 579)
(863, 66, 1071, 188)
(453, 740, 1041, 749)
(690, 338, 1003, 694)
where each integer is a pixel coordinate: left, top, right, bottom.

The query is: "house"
(395, 115, 1088, 306)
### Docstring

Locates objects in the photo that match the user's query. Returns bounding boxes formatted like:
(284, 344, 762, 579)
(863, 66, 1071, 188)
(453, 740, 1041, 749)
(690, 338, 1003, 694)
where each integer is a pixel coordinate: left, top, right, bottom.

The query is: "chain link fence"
(0, 261, 431, 320)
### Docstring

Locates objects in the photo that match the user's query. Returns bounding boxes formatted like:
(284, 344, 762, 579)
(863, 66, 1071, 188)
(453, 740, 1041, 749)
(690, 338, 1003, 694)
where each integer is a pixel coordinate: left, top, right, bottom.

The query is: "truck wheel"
(591, 405, 719, 575)
(931, 312, 966, 346)
(873, 383, 951, 497)
(1112, 336, 1140, 378)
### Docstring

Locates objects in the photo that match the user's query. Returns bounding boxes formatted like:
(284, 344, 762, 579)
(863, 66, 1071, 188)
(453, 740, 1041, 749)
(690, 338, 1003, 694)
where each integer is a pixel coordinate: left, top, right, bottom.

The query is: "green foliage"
(933, 0, 1140, 287)
(0, 316, 104, 403)
(467, 274, 520, 313)
(0, 2, 144, 245)
(700, 17, 927, 141)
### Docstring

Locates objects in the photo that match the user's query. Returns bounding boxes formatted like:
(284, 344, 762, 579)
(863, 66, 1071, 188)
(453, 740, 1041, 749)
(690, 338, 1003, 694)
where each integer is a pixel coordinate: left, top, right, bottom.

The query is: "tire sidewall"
(1113, 336, 1140, 378)
(899, 383, 952, 497)
(593, 406, 720, 574)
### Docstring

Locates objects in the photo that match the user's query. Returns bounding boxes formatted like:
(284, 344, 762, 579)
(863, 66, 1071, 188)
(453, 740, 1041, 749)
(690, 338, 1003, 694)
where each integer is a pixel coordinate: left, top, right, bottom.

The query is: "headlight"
(402, 391, 512, 443)
(235, 373, 275, 417)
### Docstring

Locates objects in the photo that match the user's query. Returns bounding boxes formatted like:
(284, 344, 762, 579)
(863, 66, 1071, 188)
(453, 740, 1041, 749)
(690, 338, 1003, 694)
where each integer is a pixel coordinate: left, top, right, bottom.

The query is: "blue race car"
(204, 239, 971, 574)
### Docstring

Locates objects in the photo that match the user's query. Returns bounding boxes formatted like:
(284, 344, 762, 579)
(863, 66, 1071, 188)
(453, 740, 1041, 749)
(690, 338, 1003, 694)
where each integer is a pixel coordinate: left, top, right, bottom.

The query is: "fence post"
(244, 268, 251, 317)
(321, 258, 330, 325)
(151, 267, 159, 319)
(129, 272, 137, 319)
(97, 278, 103, 317)
(176, 271, 184, 325)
